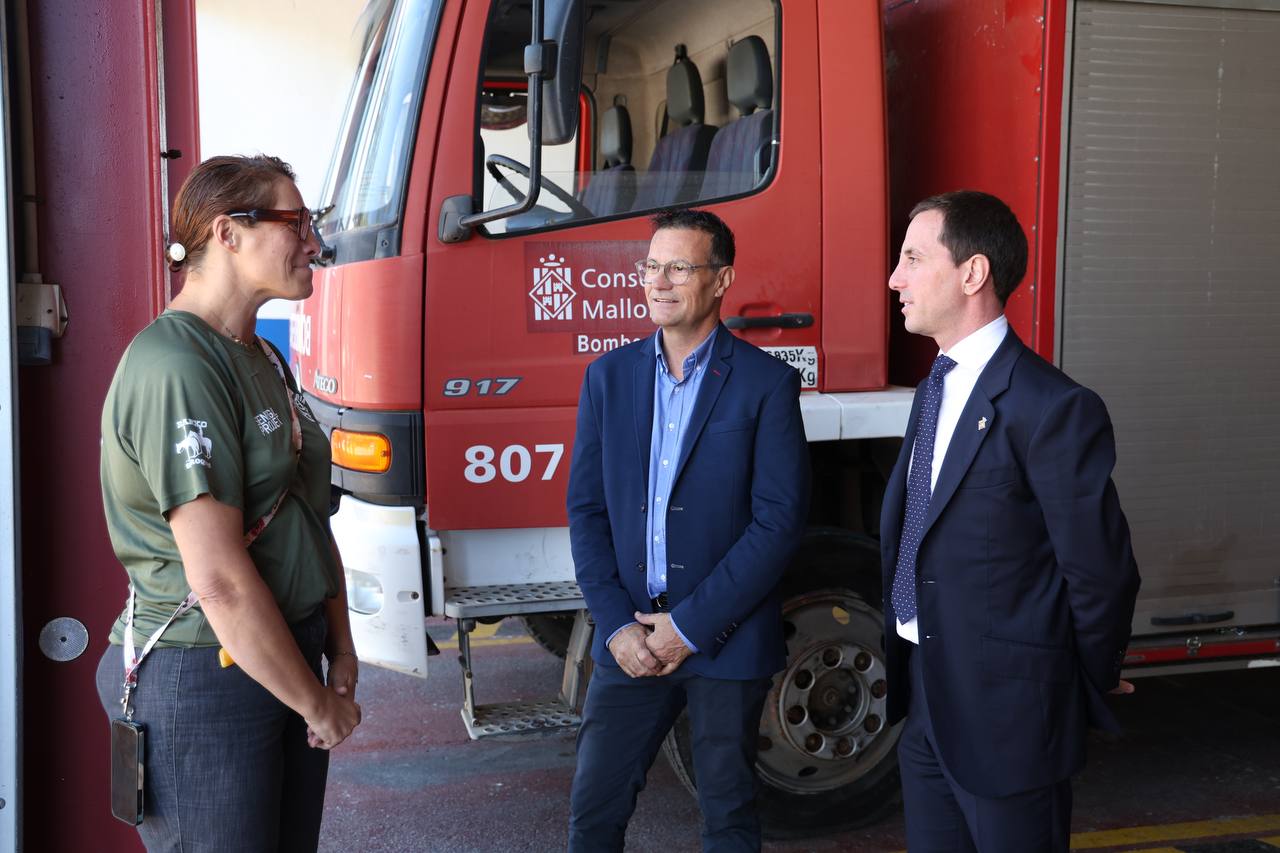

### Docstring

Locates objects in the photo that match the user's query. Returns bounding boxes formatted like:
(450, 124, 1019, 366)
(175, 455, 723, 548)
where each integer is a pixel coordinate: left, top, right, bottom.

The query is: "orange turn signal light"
(331, 429, 392, 473)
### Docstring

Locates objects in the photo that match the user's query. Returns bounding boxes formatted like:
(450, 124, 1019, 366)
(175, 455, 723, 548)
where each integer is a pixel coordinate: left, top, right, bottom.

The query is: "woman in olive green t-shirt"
(95, 154, 360, 851)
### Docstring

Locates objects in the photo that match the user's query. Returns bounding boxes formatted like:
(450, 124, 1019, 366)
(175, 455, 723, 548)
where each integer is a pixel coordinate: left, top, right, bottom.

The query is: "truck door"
(423, 0, 822, 533)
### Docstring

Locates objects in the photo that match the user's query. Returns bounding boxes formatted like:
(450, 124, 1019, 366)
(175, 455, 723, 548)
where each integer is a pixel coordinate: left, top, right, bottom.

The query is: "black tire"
(661, 528, 902, 839)
(520, 613, 575, 658)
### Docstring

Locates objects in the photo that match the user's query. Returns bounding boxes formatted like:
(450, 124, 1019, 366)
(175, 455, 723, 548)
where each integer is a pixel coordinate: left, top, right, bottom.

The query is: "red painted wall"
(18, 2, 197, 849)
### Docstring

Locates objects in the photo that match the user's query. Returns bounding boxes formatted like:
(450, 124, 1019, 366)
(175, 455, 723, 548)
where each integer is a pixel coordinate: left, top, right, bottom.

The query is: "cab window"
(478, 85, 585, 235)
(477, 0, 780, 236)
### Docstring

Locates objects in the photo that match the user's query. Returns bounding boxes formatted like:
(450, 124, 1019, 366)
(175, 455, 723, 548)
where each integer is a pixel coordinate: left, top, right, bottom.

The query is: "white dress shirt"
(897, 315, 1009, 644)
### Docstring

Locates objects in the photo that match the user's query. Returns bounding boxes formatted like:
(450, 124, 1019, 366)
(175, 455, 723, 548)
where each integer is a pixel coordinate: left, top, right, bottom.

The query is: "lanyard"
(119, 336, 303, 718)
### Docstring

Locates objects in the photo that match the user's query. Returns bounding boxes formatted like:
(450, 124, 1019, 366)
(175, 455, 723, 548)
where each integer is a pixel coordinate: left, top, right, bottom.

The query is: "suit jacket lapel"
(671, 325, 733, 487)
(920, 328, 1023, 538)
(633, 336, 657, 483)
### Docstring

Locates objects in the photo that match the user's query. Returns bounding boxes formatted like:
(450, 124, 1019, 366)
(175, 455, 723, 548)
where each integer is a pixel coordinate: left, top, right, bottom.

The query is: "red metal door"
(17, 2, 198, 849)
(422, 0, 824, 532)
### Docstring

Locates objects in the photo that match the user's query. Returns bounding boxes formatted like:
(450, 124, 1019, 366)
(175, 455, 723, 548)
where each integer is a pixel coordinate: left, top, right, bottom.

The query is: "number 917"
(443, 377, 521, 397)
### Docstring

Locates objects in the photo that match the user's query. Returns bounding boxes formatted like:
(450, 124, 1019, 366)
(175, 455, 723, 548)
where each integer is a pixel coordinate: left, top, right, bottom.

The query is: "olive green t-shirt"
(102, 310, 338, 648)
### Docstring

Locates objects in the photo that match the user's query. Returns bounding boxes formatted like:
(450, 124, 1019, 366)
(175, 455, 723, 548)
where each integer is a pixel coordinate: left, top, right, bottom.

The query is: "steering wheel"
(487, 154, 594, 219)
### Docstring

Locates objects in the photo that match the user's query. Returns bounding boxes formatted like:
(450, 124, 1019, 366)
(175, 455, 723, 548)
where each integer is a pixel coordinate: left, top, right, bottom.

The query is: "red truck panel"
(298, 254, 425, 410)
(883, 0, 1059, 384)
(818, 0, 890, 391)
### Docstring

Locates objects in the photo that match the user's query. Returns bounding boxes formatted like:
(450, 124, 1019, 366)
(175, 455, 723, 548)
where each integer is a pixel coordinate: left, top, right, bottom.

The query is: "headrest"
(667, 58, 705, 126)
(728, 36, 772, 116)
(600, 106, 633, 167)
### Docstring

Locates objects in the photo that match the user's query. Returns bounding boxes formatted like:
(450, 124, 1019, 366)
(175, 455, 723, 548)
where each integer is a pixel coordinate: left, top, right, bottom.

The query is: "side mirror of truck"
(537, 0, 584, 146)
(439, 0, 584, 243)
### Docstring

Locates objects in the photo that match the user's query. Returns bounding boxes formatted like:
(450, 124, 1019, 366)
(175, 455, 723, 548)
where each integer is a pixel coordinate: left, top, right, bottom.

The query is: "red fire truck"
(291, 0, 1280, 837)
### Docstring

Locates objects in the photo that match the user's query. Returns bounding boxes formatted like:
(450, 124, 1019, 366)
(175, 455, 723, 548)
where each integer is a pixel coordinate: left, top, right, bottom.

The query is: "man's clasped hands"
(607, 612, 693, 677)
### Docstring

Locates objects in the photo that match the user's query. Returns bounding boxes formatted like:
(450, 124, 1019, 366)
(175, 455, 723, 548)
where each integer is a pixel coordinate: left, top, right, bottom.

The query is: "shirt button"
(654, 535, 660, 542)
(660, 574, 667, 582)
(655, 496, 662, 503)
(668, 423, 675, 430)
(661, 459, 669, 467)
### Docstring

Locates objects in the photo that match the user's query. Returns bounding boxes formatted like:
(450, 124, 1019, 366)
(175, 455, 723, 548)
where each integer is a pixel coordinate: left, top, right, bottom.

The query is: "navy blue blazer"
(567, 325, 810, 680)
(881, 328, 1140, 798)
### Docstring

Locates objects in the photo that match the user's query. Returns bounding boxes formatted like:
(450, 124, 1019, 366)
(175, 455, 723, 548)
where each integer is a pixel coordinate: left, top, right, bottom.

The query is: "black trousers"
(898, 645, 1072, 853)
(568, 662, 772, 853)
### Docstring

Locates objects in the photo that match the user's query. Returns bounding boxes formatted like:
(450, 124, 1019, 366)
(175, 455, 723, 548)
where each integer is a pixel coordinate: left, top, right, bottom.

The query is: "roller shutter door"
(1060, 1, 1280, 631)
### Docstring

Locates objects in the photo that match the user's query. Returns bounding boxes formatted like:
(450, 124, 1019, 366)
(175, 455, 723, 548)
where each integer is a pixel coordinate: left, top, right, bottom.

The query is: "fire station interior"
(478, 0, 778, 233)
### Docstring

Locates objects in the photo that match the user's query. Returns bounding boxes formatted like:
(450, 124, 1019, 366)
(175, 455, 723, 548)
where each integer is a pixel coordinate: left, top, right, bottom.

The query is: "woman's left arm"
(324, 534, 358, 701)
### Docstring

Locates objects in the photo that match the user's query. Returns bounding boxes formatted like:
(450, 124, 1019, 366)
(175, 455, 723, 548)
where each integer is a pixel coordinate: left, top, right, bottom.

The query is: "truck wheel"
(661, 531, 902, 838)
(520, 613, 574, 658)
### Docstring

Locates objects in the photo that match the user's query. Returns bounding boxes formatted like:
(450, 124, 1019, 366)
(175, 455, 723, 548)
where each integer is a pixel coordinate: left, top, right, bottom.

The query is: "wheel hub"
(756, 591, 897, 794)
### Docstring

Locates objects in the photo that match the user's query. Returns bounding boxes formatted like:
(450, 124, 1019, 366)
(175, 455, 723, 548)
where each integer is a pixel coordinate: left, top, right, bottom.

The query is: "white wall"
(195, 0, 366, 205)
(196, 1, 367, 333)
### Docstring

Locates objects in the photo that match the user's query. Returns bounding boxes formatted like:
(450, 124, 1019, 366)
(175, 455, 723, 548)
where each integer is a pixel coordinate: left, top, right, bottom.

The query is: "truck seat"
(632, 51, 718, 211)
(580, 105, 637, 216)
(701, 36, 774, 200)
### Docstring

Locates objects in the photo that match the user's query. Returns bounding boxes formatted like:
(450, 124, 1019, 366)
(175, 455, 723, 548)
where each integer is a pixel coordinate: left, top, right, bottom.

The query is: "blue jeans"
(95, 608, 330, 853)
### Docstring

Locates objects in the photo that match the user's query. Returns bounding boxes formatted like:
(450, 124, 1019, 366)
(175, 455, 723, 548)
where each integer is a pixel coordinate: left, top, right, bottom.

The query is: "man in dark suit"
(882, 190, 1140, 852)
(566, 209, 809, 852)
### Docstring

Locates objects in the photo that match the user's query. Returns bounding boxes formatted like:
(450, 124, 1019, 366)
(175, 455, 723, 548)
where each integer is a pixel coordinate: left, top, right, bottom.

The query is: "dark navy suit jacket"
(881, 328, 1140, 798)
(567, 325, 810, 680)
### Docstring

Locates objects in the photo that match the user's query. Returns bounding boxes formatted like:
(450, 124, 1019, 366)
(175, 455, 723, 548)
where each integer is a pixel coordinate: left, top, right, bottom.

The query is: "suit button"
(641, 504, 647, 514)
(636, 562, 645, 572)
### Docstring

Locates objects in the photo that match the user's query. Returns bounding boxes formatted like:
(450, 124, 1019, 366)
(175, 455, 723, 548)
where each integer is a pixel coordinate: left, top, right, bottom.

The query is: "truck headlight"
(346, 569, 385, 615)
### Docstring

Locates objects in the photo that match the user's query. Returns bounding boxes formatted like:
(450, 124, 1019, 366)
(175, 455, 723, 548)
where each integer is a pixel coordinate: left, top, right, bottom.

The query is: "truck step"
(462, 698, 582, 739)
(444, 581, 584, 618)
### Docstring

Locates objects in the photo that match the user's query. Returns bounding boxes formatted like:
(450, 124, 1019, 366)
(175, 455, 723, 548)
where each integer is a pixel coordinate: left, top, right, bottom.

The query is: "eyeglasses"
(227, 207, 313, 241)
(635, 258, 726, 286)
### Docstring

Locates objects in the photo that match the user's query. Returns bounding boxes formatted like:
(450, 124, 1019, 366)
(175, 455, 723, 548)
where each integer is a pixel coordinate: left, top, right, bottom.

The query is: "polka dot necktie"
(890, 353, 957, 624)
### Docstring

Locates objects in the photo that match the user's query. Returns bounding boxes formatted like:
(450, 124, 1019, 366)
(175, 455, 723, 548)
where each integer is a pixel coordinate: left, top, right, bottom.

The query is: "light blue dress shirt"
(645, 326, 718, 651)
(604, 327, 717, 652)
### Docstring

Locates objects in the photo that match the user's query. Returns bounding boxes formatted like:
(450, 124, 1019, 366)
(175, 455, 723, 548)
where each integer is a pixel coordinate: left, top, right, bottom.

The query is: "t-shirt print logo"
(255, 408, 284, 436)
(174, 419, 213, 469)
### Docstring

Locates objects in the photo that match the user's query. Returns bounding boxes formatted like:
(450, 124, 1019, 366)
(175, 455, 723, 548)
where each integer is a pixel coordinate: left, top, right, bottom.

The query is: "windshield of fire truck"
(317, 0, 442, 261)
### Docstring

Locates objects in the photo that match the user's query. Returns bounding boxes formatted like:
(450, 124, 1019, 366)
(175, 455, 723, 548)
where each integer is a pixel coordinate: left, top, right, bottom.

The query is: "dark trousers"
(568, 662, 772, 853)
(898, 646, 1072, 853)
(94, 608, 330, 853)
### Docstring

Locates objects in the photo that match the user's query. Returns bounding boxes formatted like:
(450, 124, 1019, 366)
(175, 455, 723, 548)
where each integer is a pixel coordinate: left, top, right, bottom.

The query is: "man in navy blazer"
(882, 191, 1140, 852)
(566, 209, 809, 852)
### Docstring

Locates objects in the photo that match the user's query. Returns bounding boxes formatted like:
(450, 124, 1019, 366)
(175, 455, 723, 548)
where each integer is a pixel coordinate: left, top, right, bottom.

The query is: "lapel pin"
(978, 417, 988, 431)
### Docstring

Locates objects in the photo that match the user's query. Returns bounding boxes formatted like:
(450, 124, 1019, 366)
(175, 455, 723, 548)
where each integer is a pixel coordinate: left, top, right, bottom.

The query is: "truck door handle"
(1150, 610, 1235, 627)
(724, 313, 814, 330)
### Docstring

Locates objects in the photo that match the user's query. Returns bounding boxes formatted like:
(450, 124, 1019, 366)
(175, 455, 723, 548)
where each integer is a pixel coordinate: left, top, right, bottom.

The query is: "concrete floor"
(318, 620, 1280, 852)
